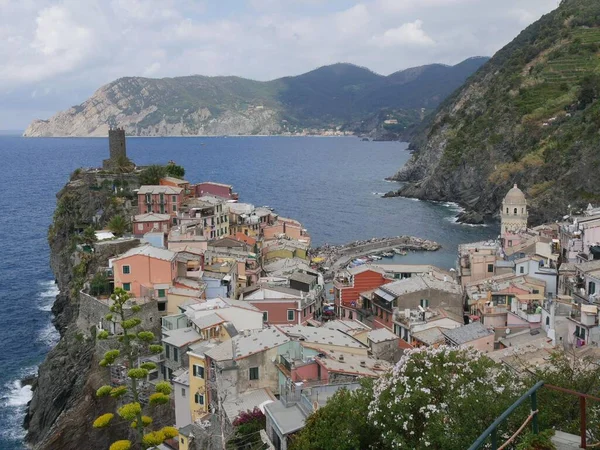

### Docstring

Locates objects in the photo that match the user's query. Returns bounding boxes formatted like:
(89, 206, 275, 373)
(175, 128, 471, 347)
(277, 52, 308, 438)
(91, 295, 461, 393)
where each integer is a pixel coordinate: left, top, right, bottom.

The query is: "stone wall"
(77, 290, 160, 337)
(94, 238, 140, 265)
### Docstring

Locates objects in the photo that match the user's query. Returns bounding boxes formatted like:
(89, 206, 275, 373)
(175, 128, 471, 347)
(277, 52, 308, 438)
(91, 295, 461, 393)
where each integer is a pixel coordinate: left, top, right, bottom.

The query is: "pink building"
(262, 219, 310, 245)
(112, 245, 179, 299)
(133, 213, 171, 236)
(138, 186, 184, 217)
(194, 182, 238, 200)
(243, 286, 316, 325)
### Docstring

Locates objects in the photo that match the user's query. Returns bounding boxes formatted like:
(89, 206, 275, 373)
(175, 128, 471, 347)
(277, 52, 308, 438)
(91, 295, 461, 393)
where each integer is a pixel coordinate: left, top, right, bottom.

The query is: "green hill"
(23, 59, 488, 137)
(393, 0, 600, 224)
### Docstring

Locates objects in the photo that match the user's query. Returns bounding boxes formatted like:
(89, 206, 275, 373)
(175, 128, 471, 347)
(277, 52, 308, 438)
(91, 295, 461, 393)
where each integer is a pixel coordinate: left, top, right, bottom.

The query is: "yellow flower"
(92, 413, 114, 428)
(161, 426, 179, 439)
(109, 440, 131, 450)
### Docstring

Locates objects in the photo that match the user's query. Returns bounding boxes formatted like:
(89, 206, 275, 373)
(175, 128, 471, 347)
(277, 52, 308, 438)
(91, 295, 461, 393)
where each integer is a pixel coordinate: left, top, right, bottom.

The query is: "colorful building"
(132, 213, 171, 236)
(334, 265, 390, 320)
(138, 185, 184, 218)
(194, 181, 238, 200)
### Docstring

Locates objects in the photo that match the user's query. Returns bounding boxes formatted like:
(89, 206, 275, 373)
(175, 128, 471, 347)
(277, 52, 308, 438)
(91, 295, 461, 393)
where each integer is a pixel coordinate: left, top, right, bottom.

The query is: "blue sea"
(0, 135, 497, 449)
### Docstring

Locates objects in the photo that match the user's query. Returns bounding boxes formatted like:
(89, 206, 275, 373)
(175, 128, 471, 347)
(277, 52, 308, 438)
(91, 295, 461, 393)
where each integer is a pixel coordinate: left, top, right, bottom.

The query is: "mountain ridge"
(390, 0, 600, 224)
(23, 58, 489, 137)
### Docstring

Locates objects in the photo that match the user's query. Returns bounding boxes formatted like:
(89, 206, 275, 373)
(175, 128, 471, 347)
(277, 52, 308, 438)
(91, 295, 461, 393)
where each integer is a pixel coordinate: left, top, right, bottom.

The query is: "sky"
(1, 0, 559, 130)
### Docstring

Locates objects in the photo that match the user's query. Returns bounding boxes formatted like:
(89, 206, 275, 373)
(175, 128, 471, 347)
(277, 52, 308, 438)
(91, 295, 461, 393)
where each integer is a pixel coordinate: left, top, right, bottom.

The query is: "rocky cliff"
(23, 59, 488, 137)
(24, 170, 172, 449)
(389, 0, 600, 225)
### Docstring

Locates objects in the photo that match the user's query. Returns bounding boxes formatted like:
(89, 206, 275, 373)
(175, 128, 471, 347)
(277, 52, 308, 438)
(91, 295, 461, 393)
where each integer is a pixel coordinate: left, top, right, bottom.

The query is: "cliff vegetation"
(391, 0, 600, 224)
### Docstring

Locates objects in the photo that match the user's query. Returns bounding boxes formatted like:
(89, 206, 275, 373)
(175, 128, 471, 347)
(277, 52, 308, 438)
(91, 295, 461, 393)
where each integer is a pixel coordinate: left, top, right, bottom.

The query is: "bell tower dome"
(500, 184, 528, 245)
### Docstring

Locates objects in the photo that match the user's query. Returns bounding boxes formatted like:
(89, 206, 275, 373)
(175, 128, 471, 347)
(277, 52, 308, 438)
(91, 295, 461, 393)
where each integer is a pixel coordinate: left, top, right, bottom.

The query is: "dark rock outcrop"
(24, 170, 149, 450)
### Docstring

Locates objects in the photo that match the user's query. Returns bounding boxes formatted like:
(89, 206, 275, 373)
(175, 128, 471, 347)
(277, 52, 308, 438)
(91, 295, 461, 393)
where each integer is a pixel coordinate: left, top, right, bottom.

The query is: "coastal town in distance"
(29, 128, 598, 450)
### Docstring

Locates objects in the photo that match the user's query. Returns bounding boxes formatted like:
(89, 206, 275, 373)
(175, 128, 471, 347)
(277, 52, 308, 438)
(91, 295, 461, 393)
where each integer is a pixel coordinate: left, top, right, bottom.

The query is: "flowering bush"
(154, 381, 172, 396)
(93, 413, 114, 428)
(118, 402, 142, 421)
(109, 440, 131, 450)
(161, 426, 179, 439)
(96, 385, 112, 397)
(149, 392, 170, 405)
(130, 416, 153, 428)
(368, 346, 525, 450)
(142, 430, 165, 447)
(110, 386, 128, 398)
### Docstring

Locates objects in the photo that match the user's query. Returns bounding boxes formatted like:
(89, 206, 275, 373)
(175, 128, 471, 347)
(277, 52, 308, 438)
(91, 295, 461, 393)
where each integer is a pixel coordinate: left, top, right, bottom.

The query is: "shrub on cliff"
(107, 215, 128, 236)
(165, 161, 185, 179)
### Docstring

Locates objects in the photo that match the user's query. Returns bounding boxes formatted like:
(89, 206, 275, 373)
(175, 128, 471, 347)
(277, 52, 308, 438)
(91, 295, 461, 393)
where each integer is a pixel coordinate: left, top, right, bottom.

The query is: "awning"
(374, 288, 395, 302)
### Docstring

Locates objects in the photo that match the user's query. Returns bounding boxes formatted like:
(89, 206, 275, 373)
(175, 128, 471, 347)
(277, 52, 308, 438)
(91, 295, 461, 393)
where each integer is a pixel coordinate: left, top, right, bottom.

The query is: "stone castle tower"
(500, 184, 528, 238)
(103, 128, 127, 169)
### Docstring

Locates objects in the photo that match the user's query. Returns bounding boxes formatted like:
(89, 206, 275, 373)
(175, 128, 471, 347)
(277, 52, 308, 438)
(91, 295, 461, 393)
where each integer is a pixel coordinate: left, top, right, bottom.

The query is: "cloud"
(371, 20, 435, 47)
(0, 0, 558, 128)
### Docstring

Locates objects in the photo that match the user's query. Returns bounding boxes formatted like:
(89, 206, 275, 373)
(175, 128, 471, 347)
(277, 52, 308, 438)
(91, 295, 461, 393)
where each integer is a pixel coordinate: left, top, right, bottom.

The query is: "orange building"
(112, 245, 179, 299)
(334, 266, 391, 320)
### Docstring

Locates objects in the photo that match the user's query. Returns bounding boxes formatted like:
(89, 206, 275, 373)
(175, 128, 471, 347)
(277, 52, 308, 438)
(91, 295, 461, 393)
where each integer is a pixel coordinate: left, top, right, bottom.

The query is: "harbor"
(309, 236, 441, 279)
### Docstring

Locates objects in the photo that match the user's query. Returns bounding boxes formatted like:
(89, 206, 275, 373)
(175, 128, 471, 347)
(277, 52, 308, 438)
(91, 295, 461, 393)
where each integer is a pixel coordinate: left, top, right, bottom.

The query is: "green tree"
(290, 379, 382, 450)
(82, 226, 98, 246)
(94, 288, 174, 449)
(108, 215, 128, 236)
(90, 271, 111, 297)
(139, 165, 167, 185)
(578, 74, 600, 108)
(115, 154, 135, 173)
(165, 162, 185, 179)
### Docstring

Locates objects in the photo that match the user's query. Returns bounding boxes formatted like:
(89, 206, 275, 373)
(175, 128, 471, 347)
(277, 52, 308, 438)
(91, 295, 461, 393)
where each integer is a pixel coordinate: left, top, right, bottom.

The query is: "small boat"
(394, 248, 408, 256)
(371, 255, 382, 261)
(382, 252, 394, 258)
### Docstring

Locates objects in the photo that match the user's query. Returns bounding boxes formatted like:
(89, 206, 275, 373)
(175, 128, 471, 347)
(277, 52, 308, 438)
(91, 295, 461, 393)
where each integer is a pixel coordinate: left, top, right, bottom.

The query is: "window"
(508, 240, 512, 247)
(519, 266, 524, 274)
(173, 347, 179, 362)
(181, 388, 186, 397)
(172, 204, 177, 212)
(158, 302, 166, 312)
(506, 208, 509, 214)
(487, 264, 494, 273)
(262, 312, 268, 323)
(420, 299, 429, 308)
(576, 326, 586, 340)
(532, 289, 540, 294)
(193, 364, 205, 379)
(589, 281, 596, 295)
(287, 309, 295, 321)
(157, 289, 166, 298)
(123, 265, 130, 274)
(165, 345, 170, 359)
(137, 224, 143, 231)
(172, 195, 177, 203)
(514, 208, 517, 214)
(123, 282, 131, 291)
(194, 393, 205, 405)
(249, 367, 259, 380)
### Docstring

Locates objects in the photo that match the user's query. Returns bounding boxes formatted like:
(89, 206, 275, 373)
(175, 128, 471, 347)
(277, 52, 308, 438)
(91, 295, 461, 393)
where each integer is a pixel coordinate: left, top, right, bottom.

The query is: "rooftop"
(316, 351, 391, 378)
(323, 320, 370, 335)
(368, 328, 398, 344)
(442, 322, 492, 345)
(279, 325, 368, 349)
(190, 312, 225, 330)
(160, 176, 189, 185)
(264, 401, 306, 435)
(378, 275, 461, 298)
(113, 244, 176, 262)
(244, 285, 302, 300)
(289, 271, 317, 285)
(162, 327, 202, 348)
(223, 388, 276, 423)
(138, 185, 183, 195)
(206, 327, 290, 361)
(172, 369, 189, 387)
(412, 327, 446, 346)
